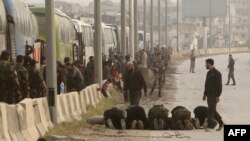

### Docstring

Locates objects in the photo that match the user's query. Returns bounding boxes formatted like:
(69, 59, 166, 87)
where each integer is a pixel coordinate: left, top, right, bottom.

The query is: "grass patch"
(45, 87, 124, 138)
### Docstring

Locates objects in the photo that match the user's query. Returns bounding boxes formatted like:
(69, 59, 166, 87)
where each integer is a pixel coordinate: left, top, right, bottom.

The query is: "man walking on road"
(203, 59, 222, 132)
(124, 60, 147, 105)
(190, 49, 196, 73)
(225, 54, 236, 86)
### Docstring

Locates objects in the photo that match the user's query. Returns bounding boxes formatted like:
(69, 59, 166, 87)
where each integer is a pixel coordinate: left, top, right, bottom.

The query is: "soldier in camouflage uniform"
(28, 59, 47, 98)
(150, 53, 165, 97)
(15, 55, 30, 99)
(0, 51, 22, 104)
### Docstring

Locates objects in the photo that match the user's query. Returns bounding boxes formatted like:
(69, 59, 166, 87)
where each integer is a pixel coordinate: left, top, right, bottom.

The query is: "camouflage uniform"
(150, 55, 165, 97)
(15, 64, 30, 99)
(0, 60, 22, 104)
(28, 67, 44, 98)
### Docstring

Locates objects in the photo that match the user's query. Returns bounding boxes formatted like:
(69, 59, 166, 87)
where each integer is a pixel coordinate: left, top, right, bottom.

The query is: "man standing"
(226, 54, 236, 85)
(15, 55, 30, 99)
(190, 49, 196, 73)
(203, 59, 222, 132)
(124, 61, 147, 105)
(150, 53, 164, 97)
(85, 56, 94, 86)
(0, 51, 22, 104)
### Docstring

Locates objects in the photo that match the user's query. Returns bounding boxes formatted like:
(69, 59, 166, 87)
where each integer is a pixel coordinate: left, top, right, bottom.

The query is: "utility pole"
(165, 0, 168, 48)
(121, 0, 126, 56)
(45, 0, 57, 124)
(210, 0, 212, 48)
(143, 0, 147, 50)
(94, 0, 102, 86)
(134, 0, 138, 53)
(150, 0, 154, 50)
(229, 0, 231, 49)
(248, 0, 250, 48)
(158, 0, 161, 48)
(177, 0, 179, 52)
(129, 0, 134, 58)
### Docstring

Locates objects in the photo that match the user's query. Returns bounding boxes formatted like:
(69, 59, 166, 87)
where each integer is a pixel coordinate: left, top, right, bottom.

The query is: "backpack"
(148, 105, 169, 122)
(171, 106, 191, 120)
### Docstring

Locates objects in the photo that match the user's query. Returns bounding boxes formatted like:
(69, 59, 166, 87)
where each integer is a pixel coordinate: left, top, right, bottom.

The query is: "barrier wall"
(0, 47, 248, 141)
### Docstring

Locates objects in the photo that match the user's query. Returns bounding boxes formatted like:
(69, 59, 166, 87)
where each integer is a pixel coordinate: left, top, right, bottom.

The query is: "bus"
(101, 23, 118, 59)
(1, 0, 39, 60)
(72, 19, 94, 65)
(31, 8, 75, 62)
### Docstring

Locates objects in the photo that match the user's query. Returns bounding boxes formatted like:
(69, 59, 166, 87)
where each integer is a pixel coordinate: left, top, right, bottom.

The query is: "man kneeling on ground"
(104, 107, 126, 129)
(194, 106, 224, 131)
(148, 105, 169, 130)
(126, 105, 148, 129)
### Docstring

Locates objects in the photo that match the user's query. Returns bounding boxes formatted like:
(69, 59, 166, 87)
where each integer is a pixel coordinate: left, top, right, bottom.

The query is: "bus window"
(104, 29, 113, 44)
(138, 33, 143, 41)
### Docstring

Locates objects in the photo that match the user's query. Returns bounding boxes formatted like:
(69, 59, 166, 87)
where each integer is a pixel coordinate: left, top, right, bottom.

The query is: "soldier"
(28, 59, 47, 98)
(0, 51, 22, 104)
(66, 61, 84, 92)
(85, 56, 94, 86)
(57, 61, 67, 94)
(15, 55, 30, 99)
(225, 54, 236, 85)
(190, 49, 196, 73)
(150, 53, 164, 97)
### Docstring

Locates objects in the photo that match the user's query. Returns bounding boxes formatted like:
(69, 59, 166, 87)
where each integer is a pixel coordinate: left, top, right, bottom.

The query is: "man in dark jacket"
(124, 60, 147, 105)
(203, 59, 222, 132)
(225, 54, 236, 85)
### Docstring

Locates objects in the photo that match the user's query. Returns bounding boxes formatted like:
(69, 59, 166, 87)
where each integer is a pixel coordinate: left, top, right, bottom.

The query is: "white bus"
(72, 19, 94, 65)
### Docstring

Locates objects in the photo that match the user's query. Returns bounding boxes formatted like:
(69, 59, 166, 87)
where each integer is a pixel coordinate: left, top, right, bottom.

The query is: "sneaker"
(158, 119, 165, 130)
(225, 83, 229, 86)
(205, 122, 219, 132)
(216, 123, 224, 131)
(120, 119, 126, 130)
(153, 119, 159, 130)
(203, 118, 208, 129)
(131, 120, 137, 129)
(231, 84, 236, 86)
(107, 119, 115, 129)
(138, 120, 144, 130)
(194, 118, 201, 129)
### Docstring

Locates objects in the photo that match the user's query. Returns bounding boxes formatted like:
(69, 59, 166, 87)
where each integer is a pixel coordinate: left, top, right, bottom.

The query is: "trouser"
(207, 96, 218, 128)
(129, 91, 141, 105)
(123, 90, 129, 102)
(190, 61, 195, 73)
(150, 74, 163, 97)
(227, 71, 236, 84)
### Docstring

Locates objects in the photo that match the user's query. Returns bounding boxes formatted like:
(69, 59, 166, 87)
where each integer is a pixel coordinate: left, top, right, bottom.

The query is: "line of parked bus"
(0, 0, 149, 65)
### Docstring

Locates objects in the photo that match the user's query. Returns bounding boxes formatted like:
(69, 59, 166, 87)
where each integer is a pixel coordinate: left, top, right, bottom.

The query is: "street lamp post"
(121, 0, 126, 56)
(150, 0, 154, 50)
(134, 0, 138, 53)
(94, 0, 102, 86)
(45, 0, 57, 124)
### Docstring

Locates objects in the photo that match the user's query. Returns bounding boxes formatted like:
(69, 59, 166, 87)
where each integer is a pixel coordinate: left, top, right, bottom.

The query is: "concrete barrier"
(91, 85, 100, 104)
(66, 93, 81, 120)
(56, 95, 66, 124)
(86, 87, 96, 108)
(72, 92, 82, 119)
(41, 98, 54, 128)
(18, 99, 40, 141)
(78, 91, 87, 114)
(0, 103, 12, 141)
(32, 100, 46, 136)
(80, 89, 90, 107)
(58, 95, 72, 122)
(6, 104, 26, 141)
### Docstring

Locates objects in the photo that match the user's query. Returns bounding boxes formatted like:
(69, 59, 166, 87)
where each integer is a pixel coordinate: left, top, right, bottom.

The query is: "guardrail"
(172, 47, 250, 60)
